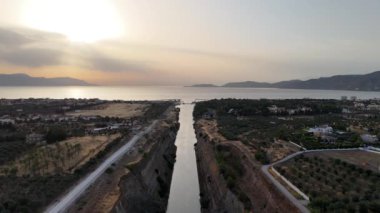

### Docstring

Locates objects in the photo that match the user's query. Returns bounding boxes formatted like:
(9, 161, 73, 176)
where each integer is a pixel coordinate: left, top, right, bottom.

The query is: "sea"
(1, 86, 379, 213)
(1, 86, 379, 101)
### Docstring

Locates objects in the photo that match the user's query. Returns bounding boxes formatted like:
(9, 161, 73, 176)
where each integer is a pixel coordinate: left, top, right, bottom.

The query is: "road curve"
(44, 121, 158, 213)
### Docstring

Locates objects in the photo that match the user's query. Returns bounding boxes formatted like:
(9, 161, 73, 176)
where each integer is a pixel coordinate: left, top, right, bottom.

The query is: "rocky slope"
(194, 120, 300, 213)
(112, 108, 180, 213)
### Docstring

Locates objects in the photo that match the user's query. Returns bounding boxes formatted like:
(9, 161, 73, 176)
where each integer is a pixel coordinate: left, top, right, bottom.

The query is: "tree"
(359, 203, 368, 213)
(46, 126, 67, 143)
(255, 150, 269, 164)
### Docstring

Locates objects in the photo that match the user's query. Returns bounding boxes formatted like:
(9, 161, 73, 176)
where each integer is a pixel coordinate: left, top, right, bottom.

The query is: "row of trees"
(2, 142, 82, 176)
(276, 155, 380, 212)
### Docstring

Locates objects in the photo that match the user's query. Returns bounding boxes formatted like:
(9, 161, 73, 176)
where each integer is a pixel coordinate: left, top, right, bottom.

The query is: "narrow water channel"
(167, 104, 201, 213)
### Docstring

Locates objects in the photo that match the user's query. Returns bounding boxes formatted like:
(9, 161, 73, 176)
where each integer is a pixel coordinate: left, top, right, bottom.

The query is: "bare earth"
(67, 103, 148, 119)
(198, 119, 298, 162)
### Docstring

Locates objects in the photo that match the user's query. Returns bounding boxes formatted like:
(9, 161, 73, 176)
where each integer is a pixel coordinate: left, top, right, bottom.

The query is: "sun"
(22, 0, 124, 43)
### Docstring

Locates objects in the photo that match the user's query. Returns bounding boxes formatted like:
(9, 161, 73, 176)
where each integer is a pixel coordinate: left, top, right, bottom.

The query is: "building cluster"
(0, 99, 142, 146)
(87, 120, 142, 135)
(307, 124, 378, 144)
(307, 125, 339, 143)
(346, 101, 380, 112)
(0, 98, 105, 107)
(267, 105, 312, 115)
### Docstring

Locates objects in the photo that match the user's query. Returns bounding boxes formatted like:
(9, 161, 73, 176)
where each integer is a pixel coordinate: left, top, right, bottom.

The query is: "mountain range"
(0, 73, 92, 86)
(193, 71, 380, 91)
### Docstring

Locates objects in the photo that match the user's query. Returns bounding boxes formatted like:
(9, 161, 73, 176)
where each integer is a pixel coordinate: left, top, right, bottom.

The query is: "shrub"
(46, 126, 67, 143)
(105, 167, 114, 174)
(255, 150, 269, 164)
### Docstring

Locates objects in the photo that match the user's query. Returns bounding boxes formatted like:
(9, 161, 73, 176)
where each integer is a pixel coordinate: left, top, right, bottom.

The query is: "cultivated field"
(306, 150, 380, 173)
(275, 152, 380, 212)
(67, 103, 148, 119)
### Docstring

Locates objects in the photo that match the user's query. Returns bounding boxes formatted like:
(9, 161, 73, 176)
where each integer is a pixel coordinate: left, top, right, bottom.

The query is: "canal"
(167, 104, 201, 213)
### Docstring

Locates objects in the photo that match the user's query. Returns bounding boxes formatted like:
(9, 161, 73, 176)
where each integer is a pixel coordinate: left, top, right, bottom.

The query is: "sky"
(0, 0, 380, 85)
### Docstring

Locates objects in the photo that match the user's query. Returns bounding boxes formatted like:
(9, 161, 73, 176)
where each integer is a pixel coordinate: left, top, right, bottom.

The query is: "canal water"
(166, 104, 201, 213)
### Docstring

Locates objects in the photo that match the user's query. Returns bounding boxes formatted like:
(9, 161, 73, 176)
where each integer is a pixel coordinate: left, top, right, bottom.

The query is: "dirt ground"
(67, 103, 148, 119)
(306, 150, 380, 173)
(1, 134, 120, 176)
(197, 119, 228, 142)
(198, 119, 298, 163)
(267, 139, 300, 162)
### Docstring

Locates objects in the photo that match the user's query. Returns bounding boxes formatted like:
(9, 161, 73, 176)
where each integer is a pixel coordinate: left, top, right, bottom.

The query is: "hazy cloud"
(0, 27, 64, 67)
(88, 55, 148, 72)
(1, 48, 62, 67)
(0, 26, 150, 72)
(0, 28, 31, 46)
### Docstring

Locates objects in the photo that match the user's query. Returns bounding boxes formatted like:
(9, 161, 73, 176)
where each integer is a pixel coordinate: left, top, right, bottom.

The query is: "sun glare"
(22, 0, 124, 43)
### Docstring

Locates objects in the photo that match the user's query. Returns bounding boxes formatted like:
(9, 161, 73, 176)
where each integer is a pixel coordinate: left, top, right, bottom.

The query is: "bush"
(200, 196, 210, 209)
(157, 176, 168, 198)
(105, 167, 114, 174)
(368, 202, 380, 212)
(46, 126, 67, 143)
(226, 176, 236, 189)
(255, 150, 269, 164)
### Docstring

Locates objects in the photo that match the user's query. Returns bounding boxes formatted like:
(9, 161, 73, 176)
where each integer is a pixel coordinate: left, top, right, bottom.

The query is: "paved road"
(44, 121, 158, 213)
(261, 165, 310, 213)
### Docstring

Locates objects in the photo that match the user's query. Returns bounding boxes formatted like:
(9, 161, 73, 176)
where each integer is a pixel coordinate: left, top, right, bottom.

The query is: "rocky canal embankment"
(194, 120, 300, 213)
(112, 109, 180, 213)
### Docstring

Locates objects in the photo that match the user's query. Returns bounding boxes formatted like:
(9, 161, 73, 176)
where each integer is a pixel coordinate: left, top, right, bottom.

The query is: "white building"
(26, 133, 45, 144)
(0, 118, 15, 125)
(300, 107, 312, 113)
(361, 134, 378, 143)
(308, 125, 333, 136)
(354, 102, 365, 109)
(367, 104, 380, 111)
(268, 105, 286, 114)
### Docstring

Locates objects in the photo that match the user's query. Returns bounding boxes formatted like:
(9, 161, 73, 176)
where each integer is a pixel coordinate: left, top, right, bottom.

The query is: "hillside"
(0, 73, 92, 86)
(189, 84, 218, 87)
(221, 71, 380, 91)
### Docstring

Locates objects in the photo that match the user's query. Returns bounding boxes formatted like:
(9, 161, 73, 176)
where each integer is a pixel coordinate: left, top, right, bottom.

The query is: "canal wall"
(112, 109, 180, 213)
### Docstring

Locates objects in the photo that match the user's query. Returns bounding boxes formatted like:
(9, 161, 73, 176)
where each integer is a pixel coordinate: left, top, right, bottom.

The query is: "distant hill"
(0, 73, 93, 86)
(222, 71, 380, 91)
(190, 84, 218, 87)
(223, 81, 272, 88)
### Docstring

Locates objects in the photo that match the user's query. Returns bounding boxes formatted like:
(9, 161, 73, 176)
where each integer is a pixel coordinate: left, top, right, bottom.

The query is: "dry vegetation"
(197, 119, 298, 163)
(265, 139, 300, 162)
(0, 134, 121, 176)
(197, 119, 230, 143)
(67, 103, 148, 119)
